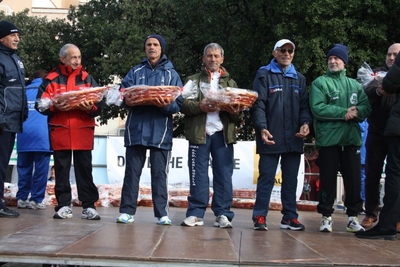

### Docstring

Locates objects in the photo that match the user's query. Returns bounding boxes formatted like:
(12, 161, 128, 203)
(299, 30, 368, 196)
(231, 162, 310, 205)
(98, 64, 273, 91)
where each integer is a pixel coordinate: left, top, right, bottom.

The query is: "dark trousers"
(252, 153, 300, 220)
(378, 137, 400, 231)
(186, 131, 234, 220)
(16, 151, 51, 202)
(0, 130, 15, 209)
(364, 131, 388, 218)
(119, 145, 170, 218)
(317, 146, 363, 217)
(53, 150, 98, 211)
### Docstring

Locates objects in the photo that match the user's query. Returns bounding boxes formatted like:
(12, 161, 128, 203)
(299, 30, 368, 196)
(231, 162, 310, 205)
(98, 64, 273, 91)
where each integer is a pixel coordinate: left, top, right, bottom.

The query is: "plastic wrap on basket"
(357, 62, 387, 87)
(199, 83, 258, 112)
(122, 85, 181, 107)
(106, 85, 123, 106)
(182, 80, 198, 99)
(36, 86, 108, 111)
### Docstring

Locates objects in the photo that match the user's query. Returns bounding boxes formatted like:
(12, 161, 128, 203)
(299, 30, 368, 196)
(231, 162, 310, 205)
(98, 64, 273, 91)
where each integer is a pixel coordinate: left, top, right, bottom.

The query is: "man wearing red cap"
(0, 20, 27, 218)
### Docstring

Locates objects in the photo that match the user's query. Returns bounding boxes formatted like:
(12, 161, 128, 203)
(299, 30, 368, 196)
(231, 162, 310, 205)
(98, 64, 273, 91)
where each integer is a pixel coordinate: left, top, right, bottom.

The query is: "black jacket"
(364, 65, 396, 135)
(383, 53, 400, 136)
(0, 43, 27, 133)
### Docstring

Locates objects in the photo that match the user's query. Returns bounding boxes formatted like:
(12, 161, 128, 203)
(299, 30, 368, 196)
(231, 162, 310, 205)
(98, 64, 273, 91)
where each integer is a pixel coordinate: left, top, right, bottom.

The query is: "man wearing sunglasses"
(250, 39, 312, 231)
(309, 44, 371, 233)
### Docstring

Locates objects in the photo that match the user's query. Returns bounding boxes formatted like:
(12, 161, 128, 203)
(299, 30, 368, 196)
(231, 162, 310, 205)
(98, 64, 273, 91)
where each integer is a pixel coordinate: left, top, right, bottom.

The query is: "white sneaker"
(157, 216, 172, 225)
(181, 216, 204, 227)
(347, 216, 365, 232)
(17, 199, 29, 209)
(319, 216, 333, 232)
(28, 200, 46, 210)
(116, 213, 134, 223)
(82, 207, 101, 220)
(214, 215, 233, 228)
(53, 206, 73, 219)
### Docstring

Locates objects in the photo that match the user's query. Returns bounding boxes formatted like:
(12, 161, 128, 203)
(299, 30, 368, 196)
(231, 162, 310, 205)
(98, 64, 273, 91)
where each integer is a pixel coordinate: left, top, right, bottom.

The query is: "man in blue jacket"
(0, 21, 27, 218)
(16, 70, 52, 210)
(116, 34, 182, 225)
(250, 39, 312, 231)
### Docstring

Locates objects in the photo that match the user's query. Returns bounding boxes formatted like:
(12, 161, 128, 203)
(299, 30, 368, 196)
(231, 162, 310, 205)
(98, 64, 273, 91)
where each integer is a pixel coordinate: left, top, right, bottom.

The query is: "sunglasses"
(277, 48, 294, 54)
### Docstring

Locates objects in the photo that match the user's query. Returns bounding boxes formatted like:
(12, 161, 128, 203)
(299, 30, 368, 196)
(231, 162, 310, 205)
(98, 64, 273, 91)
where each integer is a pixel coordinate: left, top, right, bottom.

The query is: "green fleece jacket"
(182, 67, 242, 145)
(309, 68, 371, 148)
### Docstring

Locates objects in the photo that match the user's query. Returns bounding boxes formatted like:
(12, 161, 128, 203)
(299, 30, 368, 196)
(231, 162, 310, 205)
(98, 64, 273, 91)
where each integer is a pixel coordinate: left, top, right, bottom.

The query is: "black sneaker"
(0, 207, 20, 218)
(355, 225, 396, 240)
(280, 218, 305, 231)
(253, 215, 268, 230)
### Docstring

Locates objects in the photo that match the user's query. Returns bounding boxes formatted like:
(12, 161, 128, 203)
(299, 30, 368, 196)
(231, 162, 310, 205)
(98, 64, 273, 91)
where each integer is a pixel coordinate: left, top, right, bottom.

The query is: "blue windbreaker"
(121, 54, 182, 150)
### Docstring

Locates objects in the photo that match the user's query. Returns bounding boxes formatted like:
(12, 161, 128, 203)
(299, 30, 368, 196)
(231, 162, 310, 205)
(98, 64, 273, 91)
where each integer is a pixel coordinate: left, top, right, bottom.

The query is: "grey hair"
(59, 43, 79, 57)
(203, 43, 224, 56)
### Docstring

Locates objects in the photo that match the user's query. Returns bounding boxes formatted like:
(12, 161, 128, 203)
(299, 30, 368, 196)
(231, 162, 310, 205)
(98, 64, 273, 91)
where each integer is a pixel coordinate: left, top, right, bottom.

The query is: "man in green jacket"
(309, 44, 371, 233)
(180, 43, 242, 228)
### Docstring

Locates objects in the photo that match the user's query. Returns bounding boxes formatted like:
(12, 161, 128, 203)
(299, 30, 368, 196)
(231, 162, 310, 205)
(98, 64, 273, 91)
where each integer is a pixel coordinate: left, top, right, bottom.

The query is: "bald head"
(386, 43, 400, 68)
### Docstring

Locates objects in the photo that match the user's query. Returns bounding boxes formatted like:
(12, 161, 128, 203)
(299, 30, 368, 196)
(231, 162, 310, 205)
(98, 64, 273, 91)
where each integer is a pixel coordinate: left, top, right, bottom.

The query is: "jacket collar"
(0, 43, 15, 55)
(326, 68, 347, 77)
(261, 59, 298, 79)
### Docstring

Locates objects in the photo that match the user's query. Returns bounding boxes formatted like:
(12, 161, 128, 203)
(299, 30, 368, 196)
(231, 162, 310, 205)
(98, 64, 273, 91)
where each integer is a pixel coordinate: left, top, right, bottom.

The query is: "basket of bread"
(122, 85, 181, 108)
(37, 86, 108, 111)
(199, 82, 258, 112)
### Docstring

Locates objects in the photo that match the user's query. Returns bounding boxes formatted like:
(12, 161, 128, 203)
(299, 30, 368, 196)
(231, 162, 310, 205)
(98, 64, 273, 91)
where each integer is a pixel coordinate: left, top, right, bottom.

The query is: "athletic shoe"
(355, 225, 396, 240)
(253, 215, 268, 230)
(17, 199, 29, 209)
(280, 218, 305, 231)
(29, 200, 46, 210)
(53, 206, 73, 219)
(116, 213, 134, 223)
(319, 216, 333, 232)
(82, 207, 101, 220)
(181, 216, 204, 227)
(346, 216, 365, 232)
(214, 215, 233, 228)
(157, 216, 172, 225)
(0, 207, 20, 218)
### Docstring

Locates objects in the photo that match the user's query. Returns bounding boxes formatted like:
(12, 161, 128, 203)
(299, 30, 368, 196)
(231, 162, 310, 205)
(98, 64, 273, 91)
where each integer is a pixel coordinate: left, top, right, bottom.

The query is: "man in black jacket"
(0, 20, 27, 218)
(356, 51, 400, 240)
(361, 43, 400, 230)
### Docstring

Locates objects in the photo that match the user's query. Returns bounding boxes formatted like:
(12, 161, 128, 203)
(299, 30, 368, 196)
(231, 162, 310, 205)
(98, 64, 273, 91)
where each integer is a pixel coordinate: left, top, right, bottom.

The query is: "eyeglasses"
(277, 48, 294, 54)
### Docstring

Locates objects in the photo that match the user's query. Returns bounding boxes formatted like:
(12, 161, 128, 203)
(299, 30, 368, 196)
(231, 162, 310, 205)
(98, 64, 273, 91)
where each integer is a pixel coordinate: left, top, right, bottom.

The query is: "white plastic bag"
(357, 62, 386, 87)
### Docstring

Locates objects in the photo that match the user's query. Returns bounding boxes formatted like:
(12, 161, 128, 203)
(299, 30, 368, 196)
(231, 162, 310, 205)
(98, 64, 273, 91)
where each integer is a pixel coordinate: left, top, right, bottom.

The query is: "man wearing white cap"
(0, 20, 27, 218)
(250, 39, 312, 231)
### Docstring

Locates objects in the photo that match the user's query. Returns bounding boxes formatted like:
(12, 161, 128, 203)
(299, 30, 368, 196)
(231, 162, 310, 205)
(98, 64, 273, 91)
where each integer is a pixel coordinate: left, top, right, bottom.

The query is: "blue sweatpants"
(16, 151, 51, 202)
(119, 145, 170, 218)
(252, 153, 300, 221)
(186, 131, 235, 221)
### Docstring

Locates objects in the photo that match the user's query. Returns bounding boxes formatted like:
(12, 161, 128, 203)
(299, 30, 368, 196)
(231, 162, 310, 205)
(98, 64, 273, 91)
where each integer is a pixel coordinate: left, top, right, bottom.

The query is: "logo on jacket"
(350, 93, 358, 105)
(18, 60, 24, 69)
(269, 88, 283, 93)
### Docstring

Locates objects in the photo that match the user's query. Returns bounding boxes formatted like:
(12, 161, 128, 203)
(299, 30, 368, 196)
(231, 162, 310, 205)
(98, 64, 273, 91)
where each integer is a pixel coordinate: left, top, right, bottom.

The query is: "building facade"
(0, 0, 89, 19)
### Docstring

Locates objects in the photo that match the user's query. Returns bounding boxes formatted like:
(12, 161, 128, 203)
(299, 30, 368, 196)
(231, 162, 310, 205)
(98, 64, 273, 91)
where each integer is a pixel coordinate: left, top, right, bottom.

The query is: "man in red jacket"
(35, 43, 104, 220)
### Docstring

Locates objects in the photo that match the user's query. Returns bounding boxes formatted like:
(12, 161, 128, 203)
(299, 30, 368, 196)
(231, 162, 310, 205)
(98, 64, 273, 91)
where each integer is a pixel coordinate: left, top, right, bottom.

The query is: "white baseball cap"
(274, 39, 296, 50)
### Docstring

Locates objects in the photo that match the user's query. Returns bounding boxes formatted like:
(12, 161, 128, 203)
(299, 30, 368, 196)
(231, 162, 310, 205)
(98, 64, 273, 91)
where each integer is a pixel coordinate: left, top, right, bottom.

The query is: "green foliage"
(2, 0, 400, 139)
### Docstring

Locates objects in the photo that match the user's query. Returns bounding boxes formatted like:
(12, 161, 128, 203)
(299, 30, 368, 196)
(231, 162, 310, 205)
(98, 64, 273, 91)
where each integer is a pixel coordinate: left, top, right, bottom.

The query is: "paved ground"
(0, 206, 399, 266)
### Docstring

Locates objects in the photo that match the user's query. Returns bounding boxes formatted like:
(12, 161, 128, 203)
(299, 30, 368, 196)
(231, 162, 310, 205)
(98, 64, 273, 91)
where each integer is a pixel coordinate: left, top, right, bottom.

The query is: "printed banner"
(106, 137, 304, 201)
